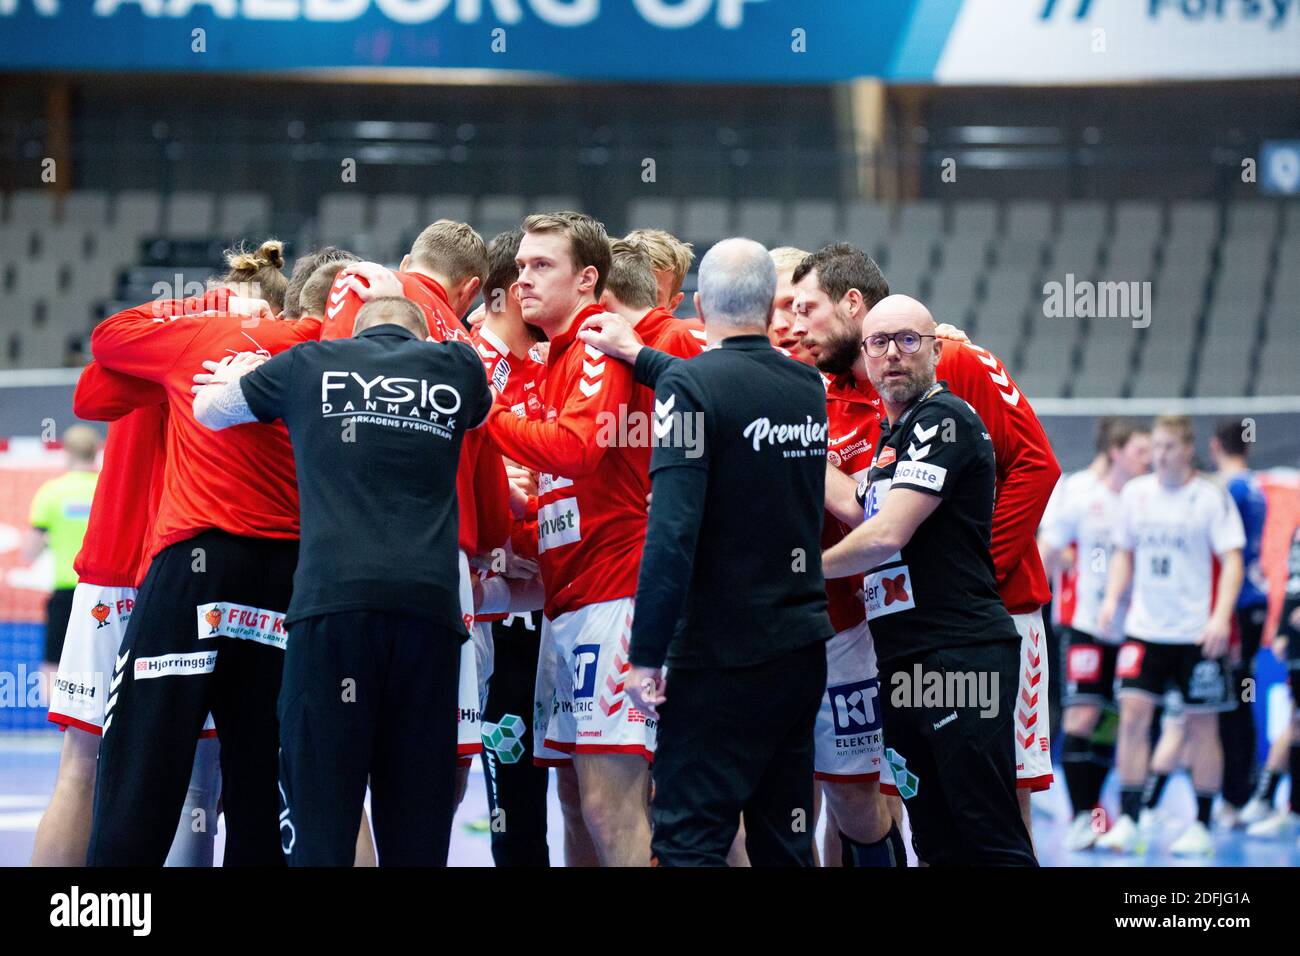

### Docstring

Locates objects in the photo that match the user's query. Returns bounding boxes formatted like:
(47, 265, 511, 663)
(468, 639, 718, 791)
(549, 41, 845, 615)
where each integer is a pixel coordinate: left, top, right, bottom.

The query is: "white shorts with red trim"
(1011, 609, 1052, 791)
(48, 583, 215, 738)
(457, 552, 482, 767)
(537, 597, 655, 762)
(814, 618, 883, 782)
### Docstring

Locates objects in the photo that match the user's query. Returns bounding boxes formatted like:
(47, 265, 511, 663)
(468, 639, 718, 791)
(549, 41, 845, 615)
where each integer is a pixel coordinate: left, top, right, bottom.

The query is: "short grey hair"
(697, 237, 776, 329)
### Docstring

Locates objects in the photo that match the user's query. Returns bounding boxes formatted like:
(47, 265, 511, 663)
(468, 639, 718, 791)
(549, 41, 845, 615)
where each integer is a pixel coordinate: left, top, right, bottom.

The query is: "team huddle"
(28, 208, 1286, 867)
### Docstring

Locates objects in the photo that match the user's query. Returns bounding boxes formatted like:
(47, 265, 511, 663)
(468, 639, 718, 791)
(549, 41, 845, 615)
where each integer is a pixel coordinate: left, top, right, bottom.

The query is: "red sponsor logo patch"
(1067, 644, 1102, 683)
(875, 446, 897, 467)
(1116, 641, 1145, 679)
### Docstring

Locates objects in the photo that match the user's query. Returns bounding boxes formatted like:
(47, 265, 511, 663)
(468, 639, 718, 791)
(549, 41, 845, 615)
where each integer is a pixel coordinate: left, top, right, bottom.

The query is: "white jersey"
(1040, 475, 1127, 642)
(1040, 467, 1101, 628)
(1113, 473, 1246, 644)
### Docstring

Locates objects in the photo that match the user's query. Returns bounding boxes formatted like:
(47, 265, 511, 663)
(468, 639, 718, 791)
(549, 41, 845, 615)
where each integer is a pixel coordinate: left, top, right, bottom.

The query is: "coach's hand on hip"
(627, 665, 665, 719)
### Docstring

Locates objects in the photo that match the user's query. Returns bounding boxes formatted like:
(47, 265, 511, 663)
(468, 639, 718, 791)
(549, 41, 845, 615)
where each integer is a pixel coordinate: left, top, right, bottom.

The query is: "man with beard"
(821, 295, 1035, 866)
(792, 245, 1059, 848)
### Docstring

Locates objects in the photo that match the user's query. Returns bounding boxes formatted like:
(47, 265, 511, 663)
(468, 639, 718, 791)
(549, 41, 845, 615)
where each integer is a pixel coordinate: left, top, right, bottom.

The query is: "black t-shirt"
(239, 324, 492, 630)
(861, 382, 1018, 667)
(630, 335, 834, 670)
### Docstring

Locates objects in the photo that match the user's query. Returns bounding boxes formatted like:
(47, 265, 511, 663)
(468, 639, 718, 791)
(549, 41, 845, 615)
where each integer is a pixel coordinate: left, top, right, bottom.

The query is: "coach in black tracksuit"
(581, 238, 833, 867)
(821, 294, 1036, 866)
(193, 293, 492, 867)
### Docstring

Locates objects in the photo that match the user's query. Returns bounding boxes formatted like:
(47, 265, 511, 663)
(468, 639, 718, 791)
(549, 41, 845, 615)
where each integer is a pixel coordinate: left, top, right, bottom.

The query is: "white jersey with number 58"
(1113, 473, 1245, 644)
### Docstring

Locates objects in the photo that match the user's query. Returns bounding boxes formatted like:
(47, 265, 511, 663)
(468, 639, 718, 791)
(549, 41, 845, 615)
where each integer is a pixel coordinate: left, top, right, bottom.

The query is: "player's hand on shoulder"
(935, 322, 970, 344)
(339, 261, 404, 301)
(190, 351, 266, 393)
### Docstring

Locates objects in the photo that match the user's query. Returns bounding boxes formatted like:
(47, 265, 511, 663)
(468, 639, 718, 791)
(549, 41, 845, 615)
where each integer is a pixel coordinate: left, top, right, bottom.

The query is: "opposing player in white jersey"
(1096, 415, 1244, 856)
(1040, 420, 1151, 850)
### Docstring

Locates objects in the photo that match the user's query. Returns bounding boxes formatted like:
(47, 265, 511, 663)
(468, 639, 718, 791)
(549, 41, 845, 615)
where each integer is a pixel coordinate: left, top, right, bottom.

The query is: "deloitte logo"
(482, 713, 527, 765)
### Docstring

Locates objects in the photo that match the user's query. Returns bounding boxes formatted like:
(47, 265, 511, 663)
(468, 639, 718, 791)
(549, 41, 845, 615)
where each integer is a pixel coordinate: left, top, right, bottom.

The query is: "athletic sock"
(1257, 770, 1283, 803)
(1120, 786, 1144, 821)
(1143, 772, 1170, 810)
(839, 823, 907, 868)
(1290, 744, 1300, 813)
(1088, 739, 1116, 810)
(1195, 791, 1215, 828)
(1062, 734, 1094, 815)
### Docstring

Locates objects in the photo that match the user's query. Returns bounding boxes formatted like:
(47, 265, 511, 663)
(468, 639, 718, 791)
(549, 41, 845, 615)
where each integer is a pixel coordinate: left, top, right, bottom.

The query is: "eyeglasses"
(862, 331, 935, 357)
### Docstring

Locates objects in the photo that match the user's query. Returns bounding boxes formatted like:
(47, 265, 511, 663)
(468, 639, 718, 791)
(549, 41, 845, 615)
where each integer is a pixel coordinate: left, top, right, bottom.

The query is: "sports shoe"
(1245, 810, 1297, 839)
(1236, 796, 1275, 828)
(1169, 820, 1214, 857)
(1138, 807, 1171, 837)
(1096, 814, 1146, 854)
(1064, 812, 1102, 851)
(1214, 803, 1241, 830)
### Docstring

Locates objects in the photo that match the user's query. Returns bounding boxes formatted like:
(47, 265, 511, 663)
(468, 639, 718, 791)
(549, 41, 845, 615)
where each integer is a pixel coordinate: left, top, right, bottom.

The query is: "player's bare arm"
(1097, 547, 1133, 635)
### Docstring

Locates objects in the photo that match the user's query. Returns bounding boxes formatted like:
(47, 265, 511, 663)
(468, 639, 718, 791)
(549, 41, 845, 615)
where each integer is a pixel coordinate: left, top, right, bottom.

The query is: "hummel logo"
(906, 442, 930, 460)
(913, 422, 938, 443)
(330, 286, 348, 305)
(578, 379, 601, 398)
(583, 344, 605, 360)
(582, 359, 605, 378)
(655, 394, 676, 417)
(114, 650, 130, 674)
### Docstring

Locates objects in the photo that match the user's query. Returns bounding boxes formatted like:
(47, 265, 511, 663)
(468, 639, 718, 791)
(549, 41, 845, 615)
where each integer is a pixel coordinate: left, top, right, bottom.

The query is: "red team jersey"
(469, 321, 549, 621)
(485, 304, 706, 619)
(90, 290, 320, 555)
(936, 342, 1059, 614)
(819, 340, 1060, 630)
(322, 269, 510, 557)
(823, 373, 885, 632)
(70, 363, 169, 587)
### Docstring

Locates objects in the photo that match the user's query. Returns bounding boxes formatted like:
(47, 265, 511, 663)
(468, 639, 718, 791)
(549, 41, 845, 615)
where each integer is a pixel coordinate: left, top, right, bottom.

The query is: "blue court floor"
(1, 731, 1295, 867)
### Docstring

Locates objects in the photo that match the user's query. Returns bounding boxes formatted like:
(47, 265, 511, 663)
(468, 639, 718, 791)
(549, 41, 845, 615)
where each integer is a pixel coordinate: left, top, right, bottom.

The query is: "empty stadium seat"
(897, 201, 944, 238)
(843, 201, 890, 248)
(60, 191, 110, 228)
(475, 195, 527, 238)
(680, 197, 731, 247)
(164, 192, 216, 240)
(318, 193, 369, 242)
(530, 196, 581, 216)
(1168, 201, 1220, 245)
(371, 193, 420, 256)
(6, 190, 56, 227)
(1060, 201, 1109, 239)
(1113, 201, 1163, 240)
(1005, 200, 1054, 241)
(112, 191, 163, 237)
(734, 199, 785, 247)
(217, 192, 270, 238)
(1225, 201, 1279, 238)
(625, 196, 677, 235)
(788, 200, 838, 252)
(417, 195, 468, 228)
(950, 201, 999, 238)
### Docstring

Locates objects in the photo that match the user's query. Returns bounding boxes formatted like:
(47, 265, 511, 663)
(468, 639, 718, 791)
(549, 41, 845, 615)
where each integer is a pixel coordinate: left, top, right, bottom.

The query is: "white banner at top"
(934, 0, 1300, 84)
